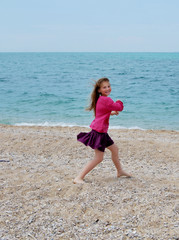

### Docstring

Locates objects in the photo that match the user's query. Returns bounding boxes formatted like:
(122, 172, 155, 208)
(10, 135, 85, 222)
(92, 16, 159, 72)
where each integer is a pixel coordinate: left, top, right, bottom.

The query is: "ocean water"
(0, 52, 179, 130)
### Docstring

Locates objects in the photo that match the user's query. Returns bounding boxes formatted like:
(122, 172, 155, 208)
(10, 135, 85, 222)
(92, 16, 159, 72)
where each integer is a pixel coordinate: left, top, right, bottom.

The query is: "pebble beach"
(0, 124, 178, 240)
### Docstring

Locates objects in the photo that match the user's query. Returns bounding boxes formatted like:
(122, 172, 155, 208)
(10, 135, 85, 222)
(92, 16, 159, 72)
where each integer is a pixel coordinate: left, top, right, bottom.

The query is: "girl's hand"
(111, 111, 119, 116)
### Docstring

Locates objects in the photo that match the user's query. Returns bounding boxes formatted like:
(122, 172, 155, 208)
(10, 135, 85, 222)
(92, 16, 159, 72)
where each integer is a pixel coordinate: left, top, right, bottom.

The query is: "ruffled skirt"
(77, 129, 114, 152)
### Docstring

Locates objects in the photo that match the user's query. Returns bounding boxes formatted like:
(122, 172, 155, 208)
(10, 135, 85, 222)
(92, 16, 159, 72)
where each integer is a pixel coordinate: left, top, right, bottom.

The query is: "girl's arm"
(106, 98, 124, 112)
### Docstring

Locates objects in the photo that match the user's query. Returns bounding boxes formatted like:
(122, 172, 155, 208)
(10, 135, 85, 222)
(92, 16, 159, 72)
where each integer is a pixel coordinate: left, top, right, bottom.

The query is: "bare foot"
(73, 177, 85, 184)
(117, 170, 132, 178)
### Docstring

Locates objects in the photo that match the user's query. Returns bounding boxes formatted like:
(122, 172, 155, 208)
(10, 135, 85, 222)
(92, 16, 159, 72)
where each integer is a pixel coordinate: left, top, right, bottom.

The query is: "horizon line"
(0, 51, 179, 53)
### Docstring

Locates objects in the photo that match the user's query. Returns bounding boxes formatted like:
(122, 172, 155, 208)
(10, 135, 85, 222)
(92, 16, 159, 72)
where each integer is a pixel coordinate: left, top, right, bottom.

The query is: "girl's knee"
(110, 144, 119, 153)
(108, 144, 119, 157)
(94, 149, 104, 163)
(94, 156, 103, 164)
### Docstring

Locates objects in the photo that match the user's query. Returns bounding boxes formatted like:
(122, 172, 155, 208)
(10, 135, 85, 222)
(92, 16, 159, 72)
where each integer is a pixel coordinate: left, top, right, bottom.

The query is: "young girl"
(73, 77, 131, 184)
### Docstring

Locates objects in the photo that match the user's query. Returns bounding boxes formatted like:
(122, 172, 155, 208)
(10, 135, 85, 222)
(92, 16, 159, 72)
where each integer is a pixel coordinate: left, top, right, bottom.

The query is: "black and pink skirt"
(77, 129, 114, 152)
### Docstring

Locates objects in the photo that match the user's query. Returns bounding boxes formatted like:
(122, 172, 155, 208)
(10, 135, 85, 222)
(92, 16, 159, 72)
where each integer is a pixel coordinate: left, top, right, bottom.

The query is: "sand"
(0, 124, 178, 240)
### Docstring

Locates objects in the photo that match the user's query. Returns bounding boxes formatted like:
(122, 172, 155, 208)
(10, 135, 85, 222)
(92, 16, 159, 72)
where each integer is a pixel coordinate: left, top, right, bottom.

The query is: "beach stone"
(0, 125, 178, 240)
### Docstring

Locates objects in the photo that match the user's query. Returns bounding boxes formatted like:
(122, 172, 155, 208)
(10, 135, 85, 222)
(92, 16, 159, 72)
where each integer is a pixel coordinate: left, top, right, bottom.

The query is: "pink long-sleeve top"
(90, 96, 124, 133)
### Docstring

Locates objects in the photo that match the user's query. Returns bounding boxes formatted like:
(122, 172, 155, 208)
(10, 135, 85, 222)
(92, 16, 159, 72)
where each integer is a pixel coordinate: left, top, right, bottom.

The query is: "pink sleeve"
(106, 97, 124, 111)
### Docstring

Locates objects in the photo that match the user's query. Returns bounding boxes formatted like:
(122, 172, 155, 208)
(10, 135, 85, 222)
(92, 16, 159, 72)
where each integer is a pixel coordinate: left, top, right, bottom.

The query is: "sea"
(0, 52, 178, 130)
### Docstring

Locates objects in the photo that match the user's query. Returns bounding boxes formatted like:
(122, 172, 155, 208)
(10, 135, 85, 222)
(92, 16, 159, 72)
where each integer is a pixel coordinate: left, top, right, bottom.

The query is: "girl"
(73, 77, 131, 184)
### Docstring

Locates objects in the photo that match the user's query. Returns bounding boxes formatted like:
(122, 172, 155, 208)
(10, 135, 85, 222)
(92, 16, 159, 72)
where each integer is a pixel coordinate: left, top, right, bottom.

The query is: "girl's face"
(98, 81, 111, 96)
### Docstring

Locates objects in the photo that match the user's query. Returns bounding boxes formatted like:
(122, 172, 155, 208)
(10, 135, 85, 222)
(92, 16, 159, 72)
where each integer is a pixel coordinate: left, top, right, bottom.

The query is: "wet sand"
(0, 124, 178, 239)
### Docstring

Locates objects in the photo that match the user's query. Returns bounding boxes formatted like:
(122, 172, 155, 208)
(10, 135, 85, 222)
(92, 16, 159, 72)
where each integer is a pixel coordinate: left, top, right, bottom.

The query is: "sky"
(0, 0, 179, 52)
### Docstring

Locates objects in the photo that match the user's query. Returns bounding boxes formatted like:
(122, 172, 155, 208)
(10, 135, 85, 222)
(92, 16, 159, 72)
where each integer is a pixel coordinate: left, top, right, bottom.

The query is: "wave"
(15, 121, 89, 128)
(109, 126, 145, 130)
(14, 122, 145, 130)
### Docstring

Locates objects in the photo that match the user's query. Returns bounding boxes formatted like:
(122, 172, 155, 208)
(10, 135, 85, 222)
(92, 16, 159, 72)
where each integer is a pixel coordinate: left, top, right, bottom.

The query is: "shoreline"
(1, 123, 179, 132)
(0, 124, 178, 239)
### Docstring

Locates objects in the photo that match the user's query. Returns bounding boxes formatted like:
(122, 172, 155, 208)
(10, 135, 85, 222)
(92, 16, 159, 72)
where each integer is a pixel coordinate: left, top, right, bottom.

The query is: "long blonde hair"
(86, 77, 110, 115)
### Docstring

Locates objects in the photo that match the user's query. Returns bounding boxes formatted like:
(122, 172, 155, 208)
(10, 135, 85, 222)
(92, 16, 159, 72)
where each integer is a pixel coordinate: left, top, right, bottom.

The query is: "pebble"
(0, 125, 178, 240)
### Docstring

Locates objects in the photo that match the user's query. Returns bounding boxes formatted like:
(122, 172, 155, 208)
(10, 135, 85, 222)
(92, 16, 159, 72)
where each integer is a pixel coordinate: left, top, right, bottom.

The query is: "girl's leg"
(107, 144, 131, 177)
(73, 149, 104, 184)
